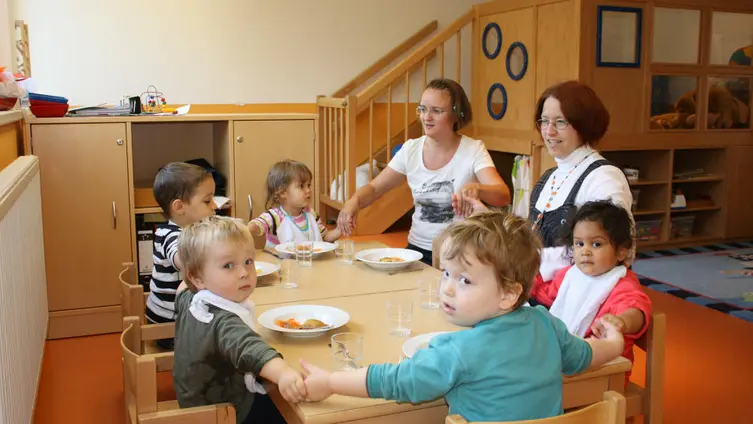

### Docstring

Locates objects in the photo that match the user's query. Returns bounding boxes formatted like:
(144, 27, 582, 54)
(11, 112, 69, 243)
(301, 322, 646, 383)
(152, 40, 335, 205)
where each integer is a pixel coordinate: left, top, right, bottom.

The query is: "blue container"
(29, 92, 69, 104)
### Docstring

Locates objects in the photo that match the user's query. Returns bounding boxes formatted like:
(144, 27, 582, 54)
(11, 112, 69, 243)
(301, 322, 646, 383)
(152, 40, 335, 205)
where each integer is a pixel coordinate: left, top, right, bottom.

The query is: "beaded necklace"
(532, 152, 593, 230)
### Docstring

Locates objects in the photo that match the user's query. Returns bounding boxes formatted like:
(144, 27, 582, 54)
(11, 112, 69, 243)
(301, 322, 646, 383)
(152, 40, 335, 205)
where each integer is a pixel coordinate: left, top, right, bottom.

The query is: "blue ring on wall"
(487, 83, 508, 120)
(482, 22, 502, 59)
(506, 41, 529, 81)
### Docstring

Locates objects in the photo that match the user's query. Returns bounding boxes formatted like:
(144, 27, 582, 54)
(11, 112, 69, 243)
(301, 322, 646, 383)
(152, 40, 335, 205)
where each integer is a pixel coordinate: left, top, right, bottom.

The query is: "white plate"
(355, 248, 423, 271)
(255, 261, 280, 278)
(402, 331, 450, 358)
(258, 305, 350, 338)
(275, 241, 337, 257)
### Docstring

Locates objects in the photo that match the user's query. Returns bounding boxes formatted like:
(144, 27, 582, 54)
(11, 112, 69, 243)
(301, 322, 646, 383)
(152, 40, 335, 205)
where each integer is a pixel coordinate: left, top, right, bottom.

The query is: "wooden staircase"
(316, 12, 475, 235)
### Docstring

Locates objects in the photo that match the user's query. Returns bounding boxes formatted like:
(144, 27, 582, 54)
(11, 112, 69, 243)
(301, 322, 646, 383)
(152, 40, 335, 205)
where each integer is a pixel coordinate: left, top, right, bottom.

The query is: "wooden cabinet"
(233, 119, 315, 220)
(27, 114, 317, 338)
(33, 123, 132, 337)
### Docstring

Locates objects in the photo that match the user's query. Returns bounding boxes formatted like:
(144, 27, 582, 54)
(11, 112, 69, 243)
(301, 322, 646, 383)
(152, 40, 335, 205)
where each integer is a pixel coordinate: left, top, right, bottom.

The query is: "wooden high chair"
(446, 391, 626, 424)
(121, 316, 236, 423)
(625, 313, 666, 424)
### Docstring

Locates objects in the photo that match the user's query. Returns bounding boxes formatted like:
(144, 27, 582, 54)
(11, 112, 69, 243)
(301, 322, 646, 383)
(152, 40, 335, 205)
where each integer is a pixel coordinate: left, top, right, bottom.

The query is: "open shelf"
(601, 149, 672, 183)
(672, 176, 724, 183)
(629, 180, 668, 186)
(634, 209, 667, 216)
(131, 121, 232, 209)
(671, 206, 721, 213)
(135, 207, 164, 215)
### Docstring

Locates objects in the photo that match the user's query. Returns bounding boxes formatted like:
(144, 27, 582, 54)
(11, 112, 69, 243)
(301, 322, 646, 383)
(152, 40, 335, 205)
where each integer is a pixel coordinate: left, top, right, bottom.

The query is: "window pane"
(710, 12, 753, 66)
(707, 77, 750, 129)
(652, 8, 700, 64)
(650, 75, 698, 130)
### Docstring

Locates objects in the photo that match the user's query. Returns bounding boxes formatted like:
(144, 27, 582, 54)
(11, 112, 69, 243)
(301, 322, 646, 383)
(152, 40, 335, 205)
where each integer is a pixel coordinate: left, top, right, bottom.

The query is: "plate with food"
(274, 241, 337, 257)
(255, 261, 280, 278)
(401, 331, 451, 358)
(355, 248, 423, 271)
(258, 305, 350, 338)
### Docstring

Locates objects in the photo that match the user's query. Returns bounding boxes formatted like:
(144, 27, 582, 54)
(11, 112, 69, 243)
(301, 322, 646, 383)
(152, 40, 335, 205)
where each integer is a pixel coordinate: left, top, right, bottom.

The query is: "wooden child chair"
(120, 262, 146, 323)
(446, 391, 626, 424)
(624, 313, 666, 424)
(121, 316, 235, 423)
(119, 262, 175, 354)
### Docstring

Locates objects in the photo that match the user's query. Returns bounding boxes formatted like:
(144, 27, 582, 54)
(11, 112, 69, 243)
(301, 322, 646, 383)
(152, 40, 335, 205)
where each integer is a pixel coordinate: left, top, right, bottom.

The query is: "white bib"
(189, 290, 267, 394)
(277, 207, 322, 245)
(549, 265, 627, 337)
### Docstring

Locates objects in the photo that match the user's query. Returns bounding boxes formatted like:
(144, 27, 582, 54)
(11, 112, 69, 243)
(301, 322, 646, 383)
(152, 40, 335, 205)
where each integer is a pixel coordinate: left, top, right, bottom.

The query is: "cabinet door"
(725, 146, 753, 239)
(233, 120, 315, 220)
(32, 124, 132, 311)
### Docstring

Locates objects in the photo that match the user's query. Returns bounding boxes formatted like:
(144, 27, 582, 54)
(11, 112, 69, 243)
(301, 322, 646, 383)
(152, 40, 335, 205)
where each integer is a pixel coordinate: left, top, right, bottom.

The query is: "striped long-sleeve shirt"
(145, 222, 182, 323)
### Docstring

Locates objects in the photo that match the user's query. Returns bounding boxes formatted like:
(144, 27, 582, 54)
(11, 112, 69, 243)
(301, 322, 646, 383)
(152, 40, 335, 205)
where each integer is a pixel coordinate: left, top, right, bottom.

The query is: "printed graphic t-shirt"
(388, 135, 495, 250)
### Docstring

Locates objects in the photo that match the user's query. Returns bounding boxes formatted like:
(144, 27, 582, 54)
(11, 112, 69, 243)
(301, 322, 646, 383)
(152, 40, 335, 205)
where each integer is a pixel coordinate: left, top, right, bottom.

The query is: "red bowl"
(30, 103, 69, 118)
(0, 97, 18, 111)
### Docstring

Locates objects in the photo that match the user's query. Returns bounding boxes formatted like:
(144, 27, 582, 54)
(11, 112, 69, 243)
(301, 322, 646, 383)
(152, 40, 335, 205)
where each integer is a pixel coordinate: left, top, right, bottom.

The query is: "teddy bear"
(649, 85, 749, 129)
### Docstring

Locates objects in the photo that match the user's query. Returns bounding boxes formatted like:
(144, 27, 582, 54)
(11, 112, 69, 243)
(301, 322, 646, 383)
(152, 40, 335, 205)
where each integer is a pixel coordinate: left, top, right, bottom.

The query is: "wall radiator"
(0, 156, 48, 424)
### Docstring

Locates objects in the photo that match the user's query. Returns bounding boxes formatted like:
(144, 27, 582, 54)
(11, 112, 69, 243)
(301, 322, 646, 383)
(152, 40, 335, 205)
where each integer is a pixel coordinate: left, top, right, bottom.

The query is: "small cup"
(278, 258, 298, 289)
(336, 239, 355, 264)
(331, 333, 363, 371)
(418, 277, 441, 309)
(295, 241, 313, 268)
(386, 299, 413, 337)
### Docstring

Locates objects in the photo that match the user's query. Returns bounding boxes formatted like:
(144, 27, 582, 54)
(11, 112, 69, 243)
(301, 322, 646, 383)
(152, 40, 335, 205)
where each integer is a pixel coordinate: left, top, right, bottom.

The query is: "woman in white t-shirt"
(336, 79, 511, 265)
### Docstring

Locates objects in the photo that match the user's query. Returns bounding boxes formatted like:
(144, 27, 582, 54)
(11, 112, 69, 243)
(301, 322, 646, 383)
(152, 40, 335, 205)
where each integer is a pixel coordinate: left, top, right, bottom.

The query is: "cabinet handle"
(236, 136, 244, 143)
(112, 201, 117, 229)
(116, 139, 124, 146)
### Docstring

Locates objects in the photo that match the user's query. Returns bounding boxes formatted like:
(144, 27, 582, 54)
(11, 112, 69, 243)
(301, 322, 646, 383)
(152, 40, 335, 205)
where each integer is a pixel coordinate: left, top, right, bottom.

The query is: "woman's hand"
(452, 183, 482, 217)
(337, 199, 359, 236)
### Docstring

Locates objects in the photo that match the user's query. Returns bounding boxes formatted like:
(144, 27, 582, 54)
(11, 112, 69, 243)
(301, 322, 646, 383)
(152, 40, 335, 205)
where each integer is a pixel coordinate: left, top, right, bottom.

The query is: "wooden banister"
(356, 9, 475, 111)
(331, 20, 439, 98)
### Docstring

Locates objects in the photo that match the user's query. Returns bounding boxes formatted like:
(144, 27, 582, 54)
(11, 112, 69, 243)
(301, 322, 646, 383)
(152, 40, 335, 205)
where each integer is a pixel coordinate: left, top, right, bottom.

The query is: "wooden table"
(251, 242, 440, 307)
(255, 290, 631, 424)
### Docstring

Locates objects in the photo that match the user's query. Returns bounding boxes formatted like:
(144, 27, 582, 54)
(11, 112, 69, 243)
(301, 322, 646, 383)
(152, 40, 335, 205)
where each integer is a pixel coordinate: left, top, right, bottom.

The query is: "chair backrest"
(120, 262, 146, 324)
(635, 312, 666, 423)
(121, 317, 160, 421)
(446, 391, 626, 424)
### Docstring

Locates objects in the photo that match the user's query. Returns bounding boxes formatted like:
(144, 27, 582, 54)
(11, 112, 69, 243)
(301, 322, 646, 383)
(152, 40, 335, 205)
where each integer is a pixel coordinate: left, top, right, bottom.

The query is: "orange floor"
(33, 231, 753, 424)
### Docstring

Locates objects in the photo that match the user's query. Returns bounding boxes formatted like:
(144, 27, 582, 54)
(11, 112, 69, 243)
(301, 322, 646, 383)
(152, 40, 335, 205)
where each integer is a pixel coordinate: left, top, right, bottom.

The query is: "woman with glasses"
(530, 80, 633, 281)
(336, 78, 510, 265)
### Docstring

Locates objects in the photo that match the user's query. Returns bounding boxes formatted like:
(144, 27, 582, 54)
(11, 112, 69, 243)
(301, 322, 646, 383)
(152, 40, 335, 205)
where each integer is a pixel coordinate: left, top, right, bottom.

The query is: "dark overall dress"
(528, 159, 615, 248)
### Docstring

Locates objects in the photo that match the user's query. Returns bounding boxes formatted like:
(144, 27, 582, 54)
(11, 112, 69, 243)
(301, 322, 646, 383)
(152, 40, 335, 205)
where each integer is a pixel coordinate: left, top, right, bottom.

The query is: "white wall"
(11, 0, 483, 105)
(0, 0, 12, 67)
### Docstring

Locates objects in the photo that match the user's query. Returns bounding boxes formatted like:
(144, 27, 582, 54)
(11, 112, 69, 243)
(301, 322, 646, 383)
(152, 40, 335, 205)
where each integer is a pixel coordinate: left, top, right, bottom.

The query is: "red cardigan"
(531, 266, 652, 382)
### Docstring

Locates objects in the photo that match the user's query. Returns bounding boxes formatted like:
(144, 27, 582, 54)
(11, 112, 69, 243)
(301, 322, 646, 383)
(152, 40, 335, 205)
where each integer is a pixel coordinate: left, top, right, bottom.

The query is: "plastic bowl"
(30, 103, 69, 118)
(0, 97, 18, 111)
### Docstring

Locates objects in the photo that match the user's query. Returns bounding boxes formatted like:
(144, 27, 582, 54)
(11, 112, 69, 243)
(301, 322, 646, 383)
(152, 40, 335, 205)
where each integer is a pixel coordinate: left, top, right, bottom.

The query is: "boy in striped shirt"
(145, 162, 217, 349)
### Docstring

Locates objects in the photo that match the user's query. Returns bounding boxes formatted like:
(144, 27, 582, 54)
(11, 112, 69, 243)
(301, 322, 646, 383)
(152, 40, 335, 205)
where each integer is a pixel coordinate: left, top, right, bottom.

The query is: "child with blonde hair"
(173, 216, 305, 424)
(299, 211, 625, 422)
(249, 159, 340, 248)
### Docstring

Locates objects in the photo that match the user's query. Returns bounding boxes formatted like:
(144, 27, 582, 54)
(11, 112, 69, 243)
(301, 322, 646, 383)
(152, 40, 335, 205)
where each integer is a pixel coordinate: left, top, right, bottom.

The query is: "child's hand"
(277, 367, 307, 404)
(300, 359, 333, 402)
(591, 315, 625, 339)
(248, 221, 263, 237)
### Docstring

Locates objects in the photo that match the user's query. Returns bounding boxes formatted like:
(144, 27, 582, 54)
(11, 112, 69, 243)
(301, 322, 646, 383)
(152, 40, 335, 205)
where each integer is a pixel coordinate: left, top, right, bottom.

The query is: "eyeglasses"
(536, 118, 570, 130)
(416, 105, 448, 117)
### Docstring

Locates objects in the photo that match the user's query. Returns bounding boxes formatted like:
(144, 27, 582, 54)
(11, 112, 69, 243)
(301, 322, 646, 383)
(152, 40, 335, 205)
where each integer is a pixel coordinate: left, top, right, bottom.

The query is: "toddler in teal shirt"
(300, 210, 625, 422)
